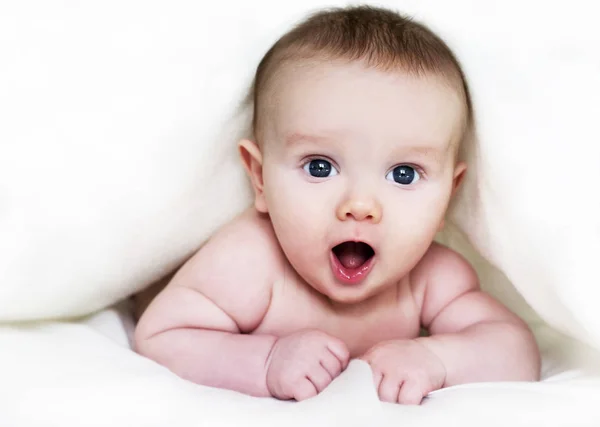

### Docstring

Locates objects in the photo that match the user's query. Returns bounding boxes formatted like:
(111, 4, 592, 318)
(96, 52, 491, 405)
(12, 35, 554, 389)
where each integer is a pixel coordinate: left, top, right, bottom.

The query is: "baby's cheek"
(385, 201, 444, 264)
(268, 197, 324, 253)
(276, 189, 330, 228)
(388, 190, 447, 230)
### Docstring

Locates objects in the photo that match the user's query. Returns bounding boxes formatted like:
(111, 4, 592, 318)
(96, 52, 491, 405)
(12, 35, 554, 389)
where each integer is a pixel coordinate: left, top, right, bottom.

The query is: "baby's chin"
(318, 282, 384, 306)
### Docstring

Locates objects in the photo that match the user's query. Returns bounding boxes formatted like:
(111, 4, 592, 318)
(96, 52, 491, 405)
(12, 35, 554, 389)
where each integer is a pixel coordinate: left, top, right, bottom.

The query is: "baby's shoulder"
(167, 208, 285, 330)
(409, 242, 479, 304)
(415, 242, 475, 274)
(189, 207, 286, 284)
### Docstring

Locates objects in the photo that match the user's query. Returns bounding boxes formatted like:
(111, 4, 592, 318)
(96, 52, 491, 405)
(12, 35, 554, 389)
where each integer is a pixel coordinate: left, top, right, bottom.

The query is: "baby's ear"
(438, 162, 467, 232)
(238, 139, 268, 213)
(451, 162, 467, 197)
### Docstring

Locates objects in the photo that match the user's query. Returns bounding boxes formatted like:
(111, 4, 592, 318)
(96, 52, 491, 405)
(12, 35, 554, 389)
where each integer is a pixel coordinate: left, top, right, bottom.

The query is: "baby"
(135, 6, 541, 404)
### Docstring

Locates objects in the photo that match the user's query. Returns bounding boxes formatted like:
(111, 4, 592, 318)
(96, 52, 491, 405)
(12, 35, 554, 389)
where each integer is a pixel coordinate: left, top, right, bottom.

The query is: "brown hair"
(250, 5, 472, 144)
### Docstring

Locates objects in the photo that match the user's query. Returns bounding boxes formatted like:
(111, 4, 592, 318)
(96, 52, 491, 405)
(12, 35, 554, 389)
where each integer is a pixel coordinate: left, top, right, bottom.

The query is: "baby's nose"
(336, 196, 382, 223)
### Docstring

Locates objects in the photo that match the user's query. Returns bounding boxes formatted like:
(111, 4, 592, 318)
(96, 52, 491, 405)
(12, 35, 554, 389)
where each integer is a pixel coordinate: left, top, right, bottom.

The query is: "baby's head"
(240, 6, 472, 304)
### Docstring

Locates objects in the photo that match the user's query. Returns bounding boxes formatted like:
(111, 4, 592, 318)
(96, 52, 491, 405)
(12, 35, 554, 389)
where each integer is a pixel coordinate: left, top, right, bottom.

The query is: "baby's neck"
(325, 280, 403, 315)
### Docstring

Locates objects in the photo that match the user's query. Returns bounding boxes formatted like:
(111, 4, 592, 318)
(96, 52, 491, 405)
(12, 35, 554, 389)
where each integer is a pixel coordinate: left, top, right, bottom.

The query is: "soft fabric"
(2, 305, 600, 427)
(1, 0, 599, 349)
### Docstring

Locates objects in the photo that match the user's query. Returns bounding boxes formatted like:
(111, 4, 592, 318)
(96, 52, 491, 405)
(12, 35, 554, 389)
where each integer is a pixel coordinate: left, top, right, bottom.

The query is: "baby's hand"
(266, 329, 350, 401)
(361, 339, 446, 405)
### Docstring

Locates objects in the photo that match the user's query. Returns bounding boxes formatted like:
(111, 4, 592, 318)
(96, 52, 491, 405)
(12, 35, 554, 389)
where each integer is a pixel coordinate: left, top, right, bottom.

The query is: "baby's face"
(256, 60, 465, 304)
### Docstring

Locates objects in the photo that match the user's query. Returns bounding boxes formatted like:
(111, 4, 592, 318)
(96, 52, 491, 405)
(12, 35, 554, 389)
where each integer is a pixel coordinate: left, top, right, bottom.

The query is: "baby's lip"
(329, 245, 376, 285)
(330, 237, 377, 253)
(331, 241, 376, 260)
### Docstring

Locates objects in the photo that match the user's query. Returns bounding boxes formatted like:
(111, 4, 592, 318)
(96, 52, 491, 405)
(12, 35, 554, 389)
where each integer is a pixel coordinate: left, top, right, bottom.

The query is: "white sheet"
(2, 304, 600, 427)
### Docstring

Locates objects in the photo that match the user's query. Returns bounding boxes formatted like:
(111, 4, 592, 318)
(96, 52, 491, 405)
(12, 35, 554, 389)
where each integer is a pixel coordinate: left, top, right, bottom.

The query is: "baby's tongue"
(336, 242, 369, 269)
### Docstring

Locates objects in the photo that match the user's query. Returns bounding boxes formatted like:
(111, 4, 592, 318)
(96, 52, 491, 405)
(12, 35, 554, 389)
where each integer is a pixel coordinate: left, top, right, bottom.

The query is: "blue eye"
(303, 159, 339, 178)
(386, 165, 420, 185)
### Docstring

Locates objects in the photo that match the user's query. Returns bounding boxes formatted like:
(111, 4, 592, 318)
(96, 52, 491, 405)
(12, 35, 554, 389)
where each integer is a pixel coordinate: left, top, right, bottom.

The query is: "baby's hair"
(249, 5, 473, 145)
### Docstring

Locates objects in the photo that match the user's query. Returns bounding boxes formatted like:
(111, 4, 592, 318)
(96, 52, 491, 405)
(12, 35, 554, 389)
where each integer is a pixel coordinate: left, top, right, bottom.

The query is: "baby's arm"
(135, 211, 349, 400)
(134, 212, 278, 397)
(416, 244, 541, 386)
(362, 244, 540, 404)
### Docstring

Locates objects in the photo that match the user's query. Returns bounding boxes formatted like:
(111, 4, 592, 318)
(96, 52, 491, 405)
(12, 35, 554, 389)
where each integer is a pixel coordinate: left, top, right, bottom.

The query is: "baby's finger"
(320, 351, 343, 379)
(397, 380, 424, 405)
(293, 377, 318, 401)
(307, 365, 333, 393)
(378, 374, 402, 403)
(358, 351, 372, 363)
(371, 369, 383, 393)
(326, 337, 350, 369)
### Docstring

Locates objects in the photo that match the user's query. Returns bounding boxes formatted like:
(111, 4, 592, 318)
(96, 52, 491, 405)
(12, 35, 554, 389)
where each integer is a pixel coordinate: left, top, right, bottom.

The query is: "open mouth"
(332, 241, 375, 269)
(330, 241, 375, 284)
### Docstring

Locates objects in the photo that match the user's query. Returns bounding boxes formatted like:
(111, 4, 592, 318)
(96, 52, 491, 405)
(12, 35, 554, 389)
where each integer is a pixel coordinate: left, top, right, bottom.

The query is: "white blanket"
(2, 304, 600, 427)
(1, 0, 599, 349)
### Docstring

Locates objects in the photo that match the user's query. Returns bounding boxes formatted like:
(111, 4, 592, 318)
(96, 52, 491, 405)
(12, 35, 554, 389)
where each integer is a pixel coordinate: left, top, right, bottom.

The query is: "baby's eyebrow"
(391, 144, 450, 162)
(404, 146, 443, 156)
(284, 132, 452, 159)
(284, 132, 334, 146)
